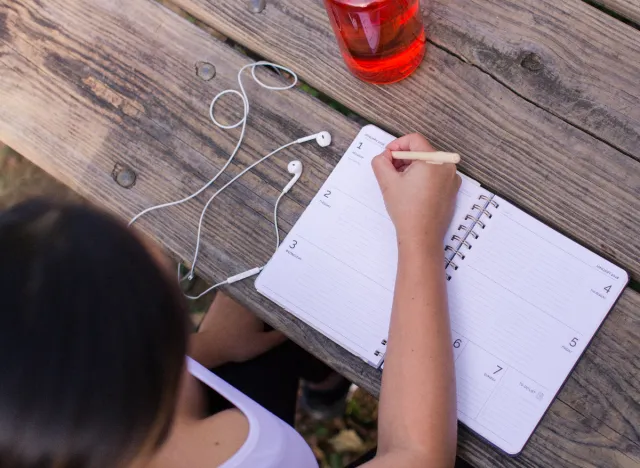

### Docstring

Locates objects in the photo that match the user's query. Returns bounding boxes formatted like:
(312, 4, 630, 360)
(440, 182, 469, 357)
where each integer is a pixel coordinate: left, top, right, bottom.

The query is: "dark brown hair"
(0, 200, 190, 468)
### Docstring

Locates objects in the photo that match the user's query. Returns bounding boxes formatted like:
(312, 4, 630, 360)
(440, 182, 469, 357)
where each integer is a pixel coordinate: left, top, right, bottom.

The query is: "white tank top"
(186, 357, 319, 468)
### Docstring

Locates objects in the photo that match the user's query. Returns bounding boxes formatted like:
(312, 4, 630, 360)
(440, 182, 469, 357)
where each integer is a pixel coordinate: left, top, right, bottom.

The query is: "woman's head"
(0, 200, 189, 468)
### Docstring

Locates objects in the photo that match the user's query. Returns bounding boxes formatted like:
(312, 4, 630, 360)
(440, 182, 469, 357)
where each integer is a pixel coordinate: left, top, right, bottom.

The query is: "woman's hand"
(372, 133, 461, 248)
(189, 292, 287, 368)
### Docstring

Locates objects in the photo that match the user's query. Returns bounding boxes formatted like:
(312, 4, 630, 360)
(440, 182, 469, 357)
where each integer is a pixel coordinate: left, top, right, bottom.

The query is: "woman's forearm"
(375, 239, 457, 466)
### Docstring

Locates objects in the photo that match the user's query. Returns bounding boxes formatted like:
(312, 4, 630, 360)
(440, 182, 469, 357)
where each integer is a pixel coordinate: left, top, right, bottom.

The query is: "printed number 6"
(289, 240, 298, 249)
(453, 339, 462, 349)
(570, 337, 578, 347)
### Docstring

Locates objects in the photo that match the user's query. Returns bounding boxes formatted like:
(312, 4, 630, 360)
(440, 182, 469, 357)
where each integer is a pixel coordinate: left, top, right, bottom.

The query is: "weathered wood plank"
(587, 0, 640, 26)
(0, 0, 638, 466)
(426, 0, 640, 158)
(161, 1, 640, 280)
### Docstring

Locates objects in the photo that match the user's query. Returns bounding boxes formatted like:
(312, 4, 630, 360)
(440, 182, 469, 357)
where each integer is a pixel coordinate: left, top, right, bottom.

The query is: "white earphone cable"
(184, 280, 229, 301)
(273, 191, 286, 248)
(185, 140, 296, 280)
(128, 61, 297, 229)
(128, 61, 301, 299)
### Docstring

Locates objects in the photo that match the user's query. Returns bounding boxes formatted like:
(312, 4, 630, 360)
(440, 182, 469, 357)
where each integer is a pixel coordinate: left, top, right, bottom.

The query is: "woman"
(0, 134, 460, 467)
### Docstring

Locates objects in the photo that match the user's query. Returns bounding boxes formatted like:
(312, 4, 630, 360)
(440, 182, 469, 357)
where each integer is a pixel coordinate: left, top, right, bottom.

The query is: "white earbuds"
(128, 61, 334, 301)
(283, 160, 303, 194)
(296, 131, 332, 147)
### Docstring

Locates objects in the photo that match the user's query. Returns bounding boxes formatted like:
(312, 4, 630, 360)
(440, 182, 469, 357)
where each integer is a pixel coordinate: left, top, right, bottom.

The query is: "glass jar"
(323, 0, 426, 84)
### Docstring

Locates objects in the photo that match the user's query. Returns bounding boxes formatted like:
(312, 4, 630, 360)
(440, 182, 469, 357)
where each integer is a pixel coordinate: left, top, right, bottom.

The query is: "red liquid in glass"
(323, 0, 426, 84)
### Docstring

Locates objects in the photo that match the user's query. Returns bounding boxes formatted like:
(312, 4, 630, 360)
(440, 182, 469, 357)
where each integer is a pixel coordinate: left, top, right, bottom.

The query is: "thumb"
(371, 150, 398, 193)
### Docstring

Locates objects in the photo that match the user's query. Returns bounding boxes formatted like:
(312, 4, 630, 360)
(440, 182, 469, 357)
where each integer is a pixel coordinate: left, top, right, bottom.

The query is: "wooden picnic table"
(1, 0, 639, 466)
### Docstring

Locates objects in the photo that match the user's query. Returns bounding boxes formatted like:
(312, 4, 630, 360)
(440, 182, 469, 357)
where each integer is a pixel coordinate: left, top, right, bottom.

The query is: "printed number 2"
(324, 190, 332, 199)
(289, 240, 298, 249)
(357, 142, 363, 150)
(570, 337, 578, 347)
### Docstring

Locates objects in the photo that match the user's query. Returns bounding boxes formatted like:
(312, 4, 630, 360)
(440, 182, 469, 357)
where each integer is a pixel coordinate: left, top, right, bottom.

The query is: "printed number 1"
(357, 142, 363, 150)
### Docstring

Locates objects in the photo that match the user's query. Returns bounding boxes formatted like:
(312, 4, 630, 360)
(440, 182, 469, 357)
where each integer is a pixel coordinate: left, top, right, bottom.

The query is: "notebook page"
(445, 196, 628, 454)
(256, 125, 491, 366)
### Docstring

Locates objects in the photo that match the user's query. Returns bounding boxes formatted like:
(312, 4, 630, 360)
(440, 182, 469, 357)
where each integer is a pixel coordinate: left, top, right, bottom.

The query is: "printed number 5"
(289, 240, 298, 249)
(570, 337, 578, 347)
(453, 339, 462, 349)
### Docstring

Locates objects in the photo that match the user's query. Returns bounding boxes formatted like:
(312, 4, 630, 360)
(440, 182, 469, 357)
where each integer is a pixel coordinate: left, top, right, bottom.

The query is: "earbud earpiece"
(296, 131, 332, 147)
(288, 160, 303, 175)
(283, 160, 303, 194)
(315, 131, 332, 147)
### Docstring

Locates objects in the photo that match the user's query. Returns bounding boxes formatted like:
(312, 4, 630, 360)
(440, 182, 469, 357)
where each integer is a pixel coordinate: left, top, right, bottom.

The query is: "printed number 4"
(289, 240, 298, 249)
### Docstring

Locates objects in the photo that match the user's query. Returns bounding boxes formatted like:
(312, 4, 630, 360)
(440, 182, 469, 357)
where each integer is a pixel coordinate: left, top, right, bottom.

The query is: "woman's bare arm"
(364, 134, 460, 467)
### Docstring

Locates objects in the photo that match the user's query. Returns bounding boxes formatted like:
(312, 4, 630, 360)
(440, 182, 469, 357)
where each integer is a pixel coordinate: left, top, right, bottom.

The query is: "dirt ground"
(0, 143, 378, 468)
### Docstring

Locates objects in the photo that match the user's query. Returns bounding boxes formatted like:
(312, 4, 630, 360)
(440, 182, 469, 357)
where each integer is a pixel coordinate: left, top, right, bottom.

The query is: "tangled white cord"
(129, 61, 299, 296)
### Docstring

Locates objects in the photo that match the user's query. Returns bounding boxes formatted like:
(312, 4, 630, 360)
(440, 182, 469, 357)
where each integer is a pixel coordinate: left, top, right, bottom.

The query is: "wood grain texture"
(587, 0, 640, 25)
(0, 0, 638, 466)
(167, 0, 640, 284)
(425, 0, 640, 158)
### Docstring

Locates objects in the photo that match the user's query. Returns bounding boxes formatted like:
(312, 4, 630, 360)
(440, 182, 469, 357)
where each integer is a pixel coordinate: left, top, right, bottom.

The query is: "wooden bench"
(0, 0, 638, 466)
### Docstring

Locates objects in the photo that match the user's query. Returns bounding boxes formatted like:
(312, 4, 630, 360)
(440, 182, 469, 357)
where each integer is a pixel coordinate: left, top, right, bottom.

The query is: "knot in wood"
(521, 52, 543, 72)
(112, 163, 137, 189)
(248, 0, 266, 13)
(195, 62, 216, 81)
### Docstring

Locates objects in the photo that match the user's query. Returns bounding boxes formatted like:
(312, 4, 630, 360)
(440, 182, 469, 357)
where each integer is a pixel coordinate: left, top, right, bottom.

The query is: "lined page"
(256, 125, 490, 366)
(446, 196, 628, 454)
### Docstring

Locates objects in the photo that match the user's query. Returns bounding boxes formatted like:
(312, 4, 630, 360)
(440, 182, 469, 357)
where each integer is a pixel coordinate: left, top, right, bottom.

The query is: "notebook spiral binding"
(374, 338, 388, 357)
(445, 195, 499, 281)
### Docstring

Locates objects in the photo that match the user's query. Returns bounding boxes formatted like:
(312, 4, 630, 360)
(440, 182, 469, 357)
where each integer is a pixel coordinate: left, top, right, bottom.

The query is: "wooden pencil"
(390, 151, 460, 164)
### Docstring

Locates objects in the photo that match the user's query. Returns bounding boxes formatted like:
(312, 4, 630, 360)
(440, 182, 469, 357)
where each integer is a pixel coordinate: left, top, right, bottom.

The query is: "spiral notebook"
(255, 125, 628, 455)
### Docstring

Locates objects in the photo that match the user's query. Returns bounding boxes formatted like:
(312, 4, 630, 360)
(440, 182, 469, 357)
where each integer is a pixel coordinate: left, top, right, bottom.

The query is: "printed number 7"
(493, 365, 503, 375)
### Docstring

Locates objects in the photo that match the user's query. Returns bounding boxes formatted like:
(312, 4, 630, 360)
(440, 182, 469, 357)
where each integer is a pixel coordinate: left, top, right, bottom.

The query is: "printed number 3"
(289, 240, 298, 249)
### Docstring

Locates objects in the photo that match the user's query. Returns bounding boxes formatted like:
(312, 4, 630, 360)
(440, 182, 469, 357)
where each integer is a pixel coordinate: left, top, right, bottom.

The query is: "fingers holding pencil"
(378, 133, 460, 172)
(371, 133, 462, 243)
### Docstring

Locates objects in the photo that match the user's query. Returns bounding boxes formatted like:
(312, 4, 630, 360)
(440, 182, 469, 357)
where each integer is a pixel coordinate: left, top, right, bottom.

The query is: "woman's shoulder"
(147, 408, 249, 468)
